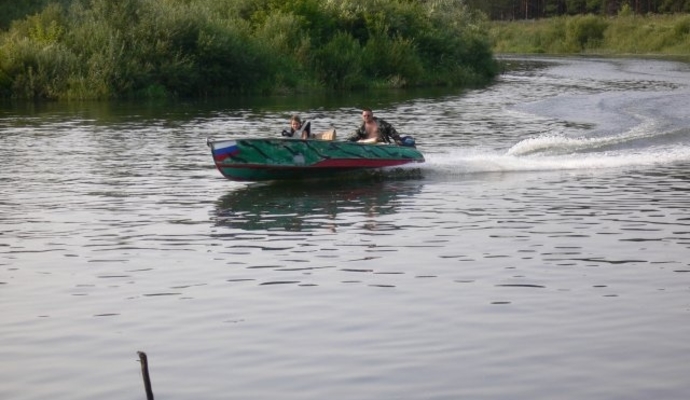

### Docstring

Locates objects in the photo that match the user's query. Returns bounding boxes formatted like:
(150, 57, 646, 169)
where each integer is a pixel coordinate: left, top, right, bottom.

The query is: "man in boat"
(281, 114, 311, 139)
(347, 108, 402, 145)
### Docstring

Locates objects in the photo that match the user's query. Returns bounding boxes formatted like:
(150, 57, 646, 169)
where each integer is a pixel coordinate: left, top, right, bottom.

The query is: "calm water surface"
(2, 56, 690, 400)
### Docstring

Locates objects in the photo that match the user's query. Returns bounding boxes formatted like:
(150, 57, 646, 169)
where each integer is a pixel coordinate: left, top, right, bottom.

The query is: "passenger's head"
(290, 115, 303, 130)
(361, 108, 374, 122)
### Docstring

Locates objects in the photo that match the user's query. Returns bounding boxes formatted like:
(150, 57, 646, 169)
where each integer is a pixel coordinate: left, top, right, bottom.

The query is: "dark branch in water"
(137, 351, 154, 400)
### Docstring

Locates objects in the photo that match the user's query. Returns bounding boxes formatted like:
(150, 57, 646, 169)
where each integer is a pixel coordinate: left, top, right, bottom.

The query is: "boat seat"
(312, 128, 336, 141)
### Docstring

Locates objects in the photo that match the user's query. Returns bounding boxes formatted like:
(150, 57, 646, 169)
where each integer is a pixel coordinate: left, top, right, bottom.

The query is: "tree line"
(466, 0, 690, 20)
(3, 0, 689, 27)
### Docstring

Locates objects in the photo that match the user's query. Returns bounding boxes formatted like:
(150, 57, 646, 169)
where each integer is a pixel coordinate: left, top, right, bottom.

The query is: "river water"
(2, 56, 690, 400)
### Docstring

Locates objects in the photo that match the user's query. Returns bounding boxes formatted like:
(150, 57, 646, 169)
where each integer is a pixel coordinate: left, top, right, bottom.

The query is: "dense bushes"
(566, 14, 609, 50)
(0, 0, 498, 99)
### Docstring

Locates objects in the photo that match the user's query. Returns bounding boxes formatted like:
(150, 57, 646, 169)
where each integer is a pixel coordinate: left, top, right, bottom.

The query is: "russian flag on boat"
(213, 140, 239, 161)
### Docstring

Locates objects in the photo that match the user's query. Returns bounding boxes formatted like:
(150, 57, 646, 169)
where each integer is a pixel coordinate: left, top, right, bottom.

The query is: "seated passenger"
(346, 108, 402, 145)
(281, 115, 311, 139)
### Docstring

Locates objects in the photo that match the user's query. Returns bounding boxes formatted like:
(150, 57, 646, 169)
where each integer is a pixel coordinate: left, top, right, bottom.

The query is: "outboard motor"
(400, 136, 416, 147)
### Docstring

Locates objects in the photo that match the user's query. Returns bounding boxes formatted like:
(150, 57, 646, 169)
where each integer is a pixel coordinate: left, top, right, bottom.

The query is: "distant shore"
(489, 13, 690, 58)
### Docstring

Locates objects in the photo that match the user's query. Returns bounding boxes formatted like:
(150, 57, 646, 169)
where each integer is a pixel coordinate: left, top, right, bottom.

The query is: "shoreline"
(489, 14, 690, 57)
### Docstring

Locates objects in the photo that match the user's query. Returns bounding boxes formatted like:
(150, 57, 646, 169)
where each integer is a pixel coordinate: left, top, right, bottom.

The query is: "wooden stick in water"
(137, 351, 154, 400)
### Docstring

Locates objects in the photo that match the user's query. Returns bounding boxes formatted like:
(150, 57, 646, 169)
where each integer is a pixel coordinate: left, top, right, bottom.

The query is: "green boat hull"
(208, 138, 424, 182)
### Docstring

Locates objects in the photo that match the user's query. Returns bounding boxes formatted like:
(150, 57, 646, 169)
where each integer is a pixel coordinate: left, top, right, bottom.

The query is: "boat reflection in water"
(212, 174, 424, 233)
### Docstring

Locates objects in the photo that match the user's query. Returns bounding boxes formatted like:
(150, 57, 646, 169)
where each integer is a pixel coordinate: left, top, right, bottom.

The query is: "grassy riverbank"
(0, 0, 497, 100)
(490, 12, 690, 56)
